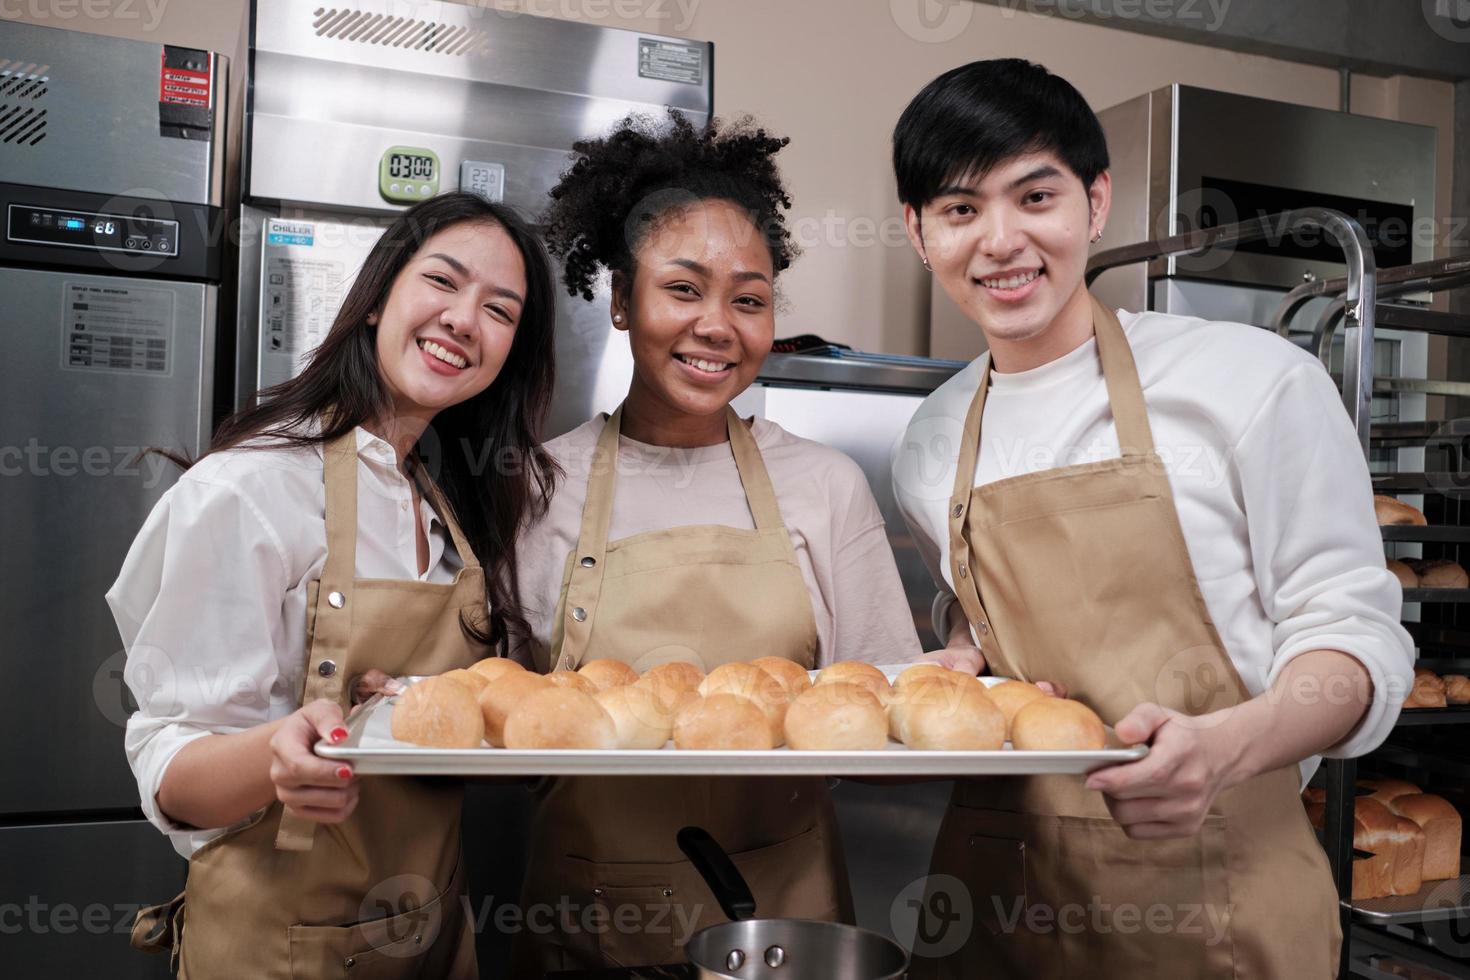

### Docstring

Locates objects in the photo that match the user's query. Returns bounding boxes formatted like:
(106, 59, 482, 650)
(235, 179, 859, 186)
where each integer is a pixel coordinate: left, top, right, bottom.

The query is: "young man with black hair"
(890, 59, 1412, 976)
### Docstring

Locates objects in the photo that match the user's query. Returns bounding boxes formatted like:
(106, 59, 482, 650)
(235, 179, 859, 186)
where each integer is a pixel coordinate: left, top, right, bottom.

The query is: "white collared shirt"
(106, 427, 462, 857)
(891, 310, 1414, 781)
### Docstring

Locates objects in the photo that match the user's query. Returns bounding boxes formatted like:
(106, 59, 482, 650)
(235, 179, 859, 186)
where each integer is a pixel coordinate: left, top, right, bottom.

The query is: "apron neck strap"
(321, 430, 359, 588)
(414, 465, 482, 571)
(1090, 295, 1157, 457)
(579, 405, 787, 553)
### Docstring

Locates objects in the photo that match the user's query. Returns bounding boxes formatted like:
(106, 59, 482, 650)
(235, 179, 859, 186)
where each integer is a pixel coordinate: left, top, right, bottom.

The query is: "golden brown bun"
(1375, 495, 1427, 526)
(577, 659, 639, 692)
(888, 676, 961, 742)
(894, 663, 980, 692)
(784, 682, 888, 751)
(1444, 675, 1470, 705)
(1387, 559, 1420, 589)
(1360, 778, 1422, 807)
(597, 684, 674, 749)
(391, 677, 485, 748)
(699, 663, 789, 743)
(750, 657, 814, 700)
(673, 694, 775, 750)
(468, 657, 526, 684)
(985, 681, 1050, 737)
(901, 684, 1005, 751)
(1011, 698, 1107, 751)
(1419, 560, 1468, 589)
(1388, 794, 1462, 881)
(439, 668, 489, 696)
(546, 671, 599, 696)
(503, 688, 617, 749)
(1407, 668, 1448, 709)
(634, 667, 702, 716)
(477, 672, 551, 747)
(815, 661, 892, 707)
(638, 661, 705, 694)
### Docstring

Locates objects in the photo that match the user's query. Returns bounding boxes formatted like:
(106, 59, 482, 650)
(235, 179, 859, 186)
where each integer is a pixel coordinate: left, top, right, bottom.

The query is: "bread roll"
(503, 688, 617, 749)
(597, 684, 674, 749)
(1375, 495, 1427, 526)
(673, 694, 775, 750)
(784, 682, 887, 751)
(577, 659, 639, 692)
(1386, 559, 1419, 589)
(986, 680, 1049, 737)
(634, 665, 702, 716)
(1387, 816, 1427, 897)
(1011, 698, 1107, 751)
(1419, 560, 1468, 589)
(699, 663, 790, 742)
(750, 656, 813, 700)
(894, 663, 980, 692)
(440, 668, 489, 696)
(391, 677, 485, 748)
(469, 657, 525, 684)
(478, 672, 552, 747)
(1407, 668, 1447, 709)
(815, 661, 892, 707)
(888, 675, 967, 743)
(1444, 675, 1470, 705)
(901, 683, 1005, 751)
(1389, 794, 1462, 881)
(546, 670, 598, 696)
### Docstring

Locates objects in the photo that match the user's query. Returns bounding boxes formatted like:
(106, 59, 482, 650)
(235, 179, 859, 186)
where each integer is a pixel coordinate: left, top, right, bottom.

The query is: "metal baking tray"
(1349, 868, 1470, 925)
(316, 666, 1148, 777)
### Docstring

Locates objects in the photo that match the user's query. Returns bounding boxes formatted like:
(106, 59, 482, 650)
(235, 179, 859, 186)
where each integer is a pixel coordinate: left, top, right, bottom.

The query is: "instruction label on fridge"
(638, 38, 704, 85)
(261, 253, 347, 383)
(61, 282, 173, 376)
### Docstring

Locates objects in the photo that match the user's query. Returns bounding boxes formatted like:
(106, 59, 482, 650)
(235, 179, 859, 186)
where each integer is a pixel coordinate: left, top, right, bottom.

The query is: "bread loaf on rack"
(1386, 559, 1419, 589)
(1418, 560, 1469, 589)
(1374, 495, 1427, 526)
(1387, 794, 1462, 881)
(1406, 668, 1448, 709)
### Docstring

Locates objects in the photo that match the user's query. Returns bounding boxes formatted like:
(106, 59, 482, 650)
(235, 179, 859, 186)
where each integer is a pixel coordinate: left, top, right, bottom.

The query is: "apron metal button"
(327, 591, 345, 609)
(318, 660, 337, 677)
(580, 556, 596, 568)
(344, 957, 355, 968)
(978, 623, 989, 635)
(958, 563, 968, 578)
(662, 888, 673, 897)
(593, 887, 604, 897)
(572, 607, 587, 622)
(952, 503, 964, 518)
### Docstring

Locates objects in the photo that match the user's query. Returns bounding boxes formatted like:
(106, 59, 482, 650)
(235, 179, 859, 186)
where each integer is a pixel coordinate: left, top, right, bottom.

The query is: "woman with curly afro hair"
(507, 110, 921, 971)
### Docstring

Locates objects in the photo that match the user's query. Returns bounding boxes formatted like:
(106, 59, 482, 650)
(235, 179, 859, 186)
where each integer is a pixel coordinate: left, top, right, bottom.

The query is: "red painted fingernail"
(330, 727, 349, 743)
(336, 766, 353, 780)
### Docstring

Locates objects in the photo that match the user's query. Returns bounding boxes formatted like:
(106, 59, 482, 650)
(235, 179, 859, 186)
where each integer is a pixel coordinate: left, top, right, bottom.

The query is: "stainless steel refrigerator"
(0, 20, 227, 978)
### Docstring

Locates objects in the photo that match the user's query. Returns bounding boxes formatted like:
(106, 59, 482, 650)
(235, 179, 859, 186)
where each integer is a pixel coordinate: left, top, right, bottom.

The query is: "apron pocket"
(286, 881, 456, 980)
(1042, 813, 1234, 977)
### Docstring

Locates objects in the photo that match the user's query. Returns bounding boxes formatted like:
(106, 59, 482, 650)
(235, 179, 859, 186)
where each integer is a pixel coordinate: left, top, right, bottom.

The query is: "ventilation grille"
(0, 61, 48, 146)
(312, 7, 492, 56)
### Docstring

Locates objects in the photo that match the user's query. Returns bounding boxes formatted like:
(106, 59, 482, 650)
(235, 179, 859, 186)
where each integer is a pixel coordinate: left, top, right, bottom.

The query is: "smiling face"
(906, 151, 1110, 368)
(373, 220, 527, 426)
(615, 198, 776, 439)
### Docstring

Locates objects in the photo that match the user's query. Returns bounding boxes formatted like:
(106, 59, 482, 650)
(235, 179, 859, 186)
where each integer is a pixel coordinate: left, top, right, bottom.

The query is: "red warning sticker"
(159, 52, 210, 107)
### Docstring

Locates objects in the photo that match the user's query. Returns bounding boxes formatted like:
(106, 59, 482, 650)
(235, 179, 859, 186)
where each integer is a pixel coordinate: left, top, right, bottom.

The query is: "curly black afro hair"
(542, 109, 797, 301)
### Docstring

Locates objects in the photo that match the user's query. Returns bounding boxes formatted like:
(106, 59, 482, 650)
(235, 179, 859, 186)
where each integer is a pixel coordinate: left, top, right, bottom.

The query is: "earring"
(1091, 230, 1103, 244)
(613, 313, 624, 324)
(366, 313, 378, 325)
(921, 256, 933, 272)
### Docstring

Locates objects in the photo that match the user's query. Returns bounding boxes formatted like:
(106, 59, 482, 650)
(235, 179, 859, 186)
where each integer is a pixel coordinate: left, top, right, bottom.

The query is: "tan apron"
(911, 297, 1341, 978)
(511, 406, 852, 972)
(132, 430, 487, 980)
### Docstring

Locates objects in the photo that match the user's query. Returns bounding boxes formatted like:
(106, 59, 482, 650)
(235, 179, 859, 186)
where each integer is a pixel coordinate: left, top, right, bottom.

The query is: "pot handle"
(677, 825, 758, 922)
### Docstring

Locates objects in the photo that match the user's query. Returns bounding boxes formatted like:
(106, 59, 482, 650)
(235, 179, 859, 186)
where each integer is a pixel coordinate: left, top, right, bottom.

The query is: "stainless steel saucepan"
(677, 826, 910, 980)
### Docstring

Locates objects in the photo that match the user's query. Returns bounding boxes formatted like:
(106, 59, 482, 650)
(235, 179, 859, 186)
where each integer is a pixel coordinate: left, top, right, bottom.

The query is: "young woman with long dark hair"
(107, 192, 557, 979)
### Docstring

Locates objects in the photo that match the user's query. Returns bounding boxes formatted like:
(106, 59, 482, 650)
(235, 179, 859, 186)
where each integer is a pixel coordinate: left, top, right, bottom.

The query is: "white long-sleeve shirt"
(891, 310, 1414, 780)
(106, 427, 460, 857)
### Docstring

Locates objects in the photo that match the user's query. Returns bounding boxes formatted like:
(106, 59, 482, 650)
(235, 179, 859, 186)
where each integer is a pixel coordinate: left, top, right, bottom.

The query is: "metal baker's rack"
(1088, 211, 1470, 979)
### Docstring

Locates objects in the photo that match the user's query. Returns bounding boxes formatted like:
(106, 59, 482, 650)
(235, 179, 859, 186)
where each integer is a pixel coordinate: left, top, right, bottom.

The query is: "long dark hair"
(207, 193, 558, 653)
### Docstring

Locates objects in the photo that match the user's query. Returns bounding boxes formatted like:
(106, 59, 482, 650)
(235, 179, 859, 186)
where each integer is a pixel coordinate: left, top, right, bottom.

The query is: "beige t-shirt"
(514, 415, 921, 669)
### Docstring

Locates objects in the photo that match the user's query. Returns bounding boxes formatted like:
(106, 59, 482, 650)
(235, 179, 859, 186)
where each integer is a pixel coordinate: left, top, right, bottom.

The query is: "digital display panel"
(388, 153, 436, 181)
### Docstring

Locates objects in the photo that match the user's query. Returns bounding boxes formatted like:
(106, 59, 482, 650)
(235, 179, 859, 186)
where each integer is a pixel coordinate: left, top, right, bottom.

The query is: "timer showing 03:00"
(379, 146, 441, 203)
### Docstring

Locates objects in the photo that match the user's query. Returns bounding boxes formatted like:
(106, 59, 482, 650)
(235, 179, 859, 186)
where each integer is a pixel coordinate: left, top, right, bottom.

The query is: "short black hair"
(892, 59, 1109, 208)
(542, 109, 796, 301)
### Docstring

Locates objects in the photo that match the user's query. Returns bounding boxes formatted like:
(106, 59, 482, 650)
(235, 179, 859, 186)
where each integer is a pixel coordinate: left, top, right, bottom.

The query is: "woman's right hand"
(267, 699, 359, 824)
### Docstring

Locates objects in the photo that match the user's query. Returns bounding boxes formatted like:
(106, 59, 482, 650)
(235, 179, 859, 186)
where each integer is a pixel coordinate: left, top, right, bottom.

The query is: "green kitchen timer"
(379, 146, 441, 203)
